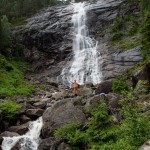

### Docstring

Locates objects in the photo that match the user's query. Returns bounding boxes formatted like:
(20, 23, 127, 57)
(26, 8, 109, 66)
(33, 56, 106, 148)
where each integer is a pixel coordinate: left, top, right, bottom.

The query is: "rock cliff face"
(13, 0, 142, 84)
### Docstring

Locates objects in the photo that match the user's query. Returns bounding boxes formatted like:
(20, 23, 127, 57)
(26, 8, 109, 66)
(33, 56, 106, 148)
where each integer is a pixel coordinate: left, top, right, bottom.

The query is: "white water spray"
(1, 117, 43, 150)
(60, 2, 102, 86)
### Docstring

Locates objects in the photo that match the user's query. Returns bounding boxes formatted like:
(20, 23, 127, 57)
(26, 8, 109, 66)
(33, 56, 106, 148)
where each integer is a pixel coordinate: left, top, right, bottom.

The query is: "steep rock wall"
(13, 0, 142, 83)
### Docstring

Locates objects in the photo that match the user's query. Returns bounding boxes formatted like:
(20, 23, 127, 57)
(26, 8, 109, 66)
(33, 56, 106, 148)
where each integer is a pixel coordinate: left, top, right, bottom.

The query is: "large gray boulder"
(8, 122, 29, 135)
(42, 99, 86, 138)
(38, 137, 71, 150)
(95, 80, 113, 94)
(26, 108, 44, 118)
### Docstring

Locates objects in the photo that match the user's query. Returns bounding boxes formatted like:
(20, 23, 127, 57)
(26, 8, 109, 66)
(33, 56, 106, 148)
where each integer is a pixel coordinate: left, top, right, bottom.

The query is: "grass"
(0, 56, 34, 98)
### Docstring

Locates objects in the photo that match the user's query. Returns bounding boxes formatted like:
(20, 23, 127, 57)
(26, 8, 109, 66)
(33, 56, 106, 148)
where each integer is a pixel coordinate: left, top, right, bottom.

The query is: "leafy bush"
(55, 122, 87, 150)
(0, 56, 34, 98)
(55, 97, 150, 150)
(112, 76, 130, 93)
(0, 100, 21, 120)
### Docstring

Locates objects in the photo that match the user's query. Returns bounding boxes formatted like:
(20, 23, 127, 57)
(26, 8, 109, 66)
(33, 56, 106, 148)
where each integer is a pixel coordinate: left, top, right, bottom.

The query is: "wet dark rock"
(95, 80, 113, 94)
(19, 115, 31, 124)
(0, 131, 19, 137)
(8, 122, 29, 135)
(26, 108, 44, 118)
(42, 99, 86, 138)
(38, 137, 71, 150)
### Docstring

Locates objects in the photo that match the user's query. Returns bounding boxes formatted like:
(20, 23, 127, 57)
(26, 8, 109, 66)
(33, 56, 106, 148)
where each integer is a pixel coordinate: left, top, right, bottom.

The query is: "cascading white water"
(1, 117, 43, 150)
(60, 2, 102, 86)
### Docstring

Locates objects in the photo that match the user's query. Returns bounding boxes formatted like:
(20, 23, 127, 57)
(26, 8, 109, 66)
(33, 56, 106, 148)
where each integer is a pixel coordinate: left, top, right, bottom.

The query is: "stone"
(95, 80, 113, 94)
(78, 87, 93, 97)
(101, 47, 143, 80)
(38, 137, 71, 150)
(0, 131, 20, 137)
(85, 94, 107, 109)
(51, 91, 67, 100)
(42, 99, 86, 138)
(8, 122, 29, 135)
(106, 93, 122, 110)
(19, 115, 31, 124)
(26, 109, 44, 118)
(33, 101, 47, 109)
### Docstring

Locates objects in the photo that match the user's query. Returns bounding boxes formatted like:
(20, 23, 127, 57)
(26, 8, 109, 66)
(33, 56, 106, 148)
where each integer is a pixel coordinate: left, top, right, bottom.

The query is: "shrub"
(0, 57, 34, 97)
(0, 100, 21, 120)
(55, 122, 87, 150)
(112, 76, 130, 93)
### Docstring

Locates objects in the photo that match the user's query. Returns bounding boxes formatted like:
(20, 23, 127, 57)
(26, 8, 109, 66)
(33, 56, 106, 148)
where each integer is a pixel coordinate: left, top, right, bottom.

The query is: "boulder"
(51, 91, 67, 100)
(26, 108, 44, 118)
(107, 93, 122, 110)
(0, 131, 19, 137)
(85, 94, 107, 109)
(33, 101, 47, 109)
(95, 80, 113, 94)
(8, 122, 29, 135)
(19, 115, 31, 124)
(38, 137, 71, 150)
(42, 99, 86, 138)
(78, 87, 93, 97)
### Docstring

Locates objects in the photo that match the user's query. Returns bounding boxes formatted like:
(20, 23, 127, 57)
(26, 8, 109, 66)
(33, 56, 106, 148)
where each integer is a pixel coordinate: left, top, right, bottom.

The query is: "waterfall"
(1, 117, 43, 150)
(60, 2, 102, 86)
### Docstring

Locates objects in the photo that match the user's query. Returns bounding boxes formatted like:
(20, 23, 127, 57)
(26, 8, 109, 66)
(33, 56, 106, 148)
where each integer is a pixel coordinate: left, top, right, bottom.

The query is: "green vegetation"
(55, 92, 150, 150)
(0, 100, 21, 120)
(112, 75, 130, 94)
(110, 0, 150, 55)
(55, 122, 87, 150)
(0, 56, 34, 98)
(0, 0, 58, 24)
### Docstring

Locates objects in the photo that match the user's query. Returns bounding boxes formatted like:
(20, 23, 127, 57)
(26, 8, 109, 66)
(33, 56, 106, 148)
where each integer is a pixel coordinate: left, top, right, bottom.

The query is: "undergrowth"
(0, 56, 34, 98)
(55, 92, 150, 150)
(0, 100, 21, 120)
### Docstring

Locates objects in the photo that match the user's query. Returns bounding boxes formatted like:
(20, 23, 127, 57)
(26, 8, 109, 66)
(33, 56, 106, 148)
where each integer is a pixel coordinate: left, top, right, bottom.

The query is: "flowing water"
(1, 117, 43, 150)
(60, 2, 102, 86)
